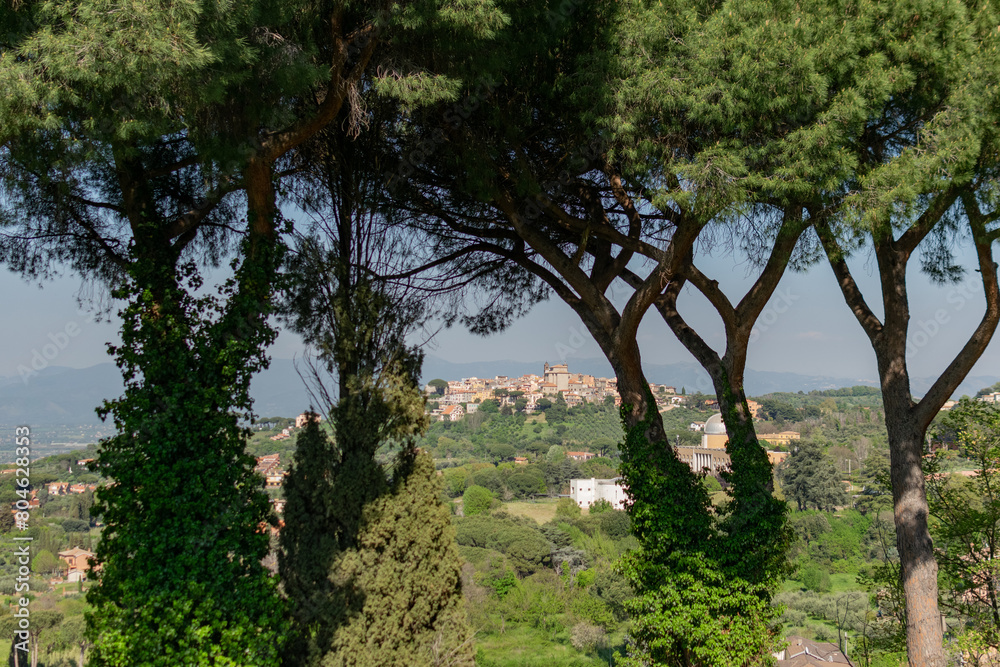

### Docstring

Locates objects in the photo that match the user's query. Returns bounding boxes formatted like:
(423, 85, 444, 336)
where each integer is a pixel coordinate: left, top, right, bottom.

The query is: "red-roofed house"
(59, 547, 98, 581)
(440, 405, 465, 422)
(774, 636, 850, 666)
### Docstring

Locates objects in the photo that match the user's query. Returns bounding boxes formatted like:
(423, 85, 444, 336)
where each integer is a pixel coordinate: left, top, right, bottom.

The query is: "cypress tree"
(280, 386, 474, 666)
(322, 448, 474, 667)
(278, 108, 475, 661)
(278, 419, 341, 665)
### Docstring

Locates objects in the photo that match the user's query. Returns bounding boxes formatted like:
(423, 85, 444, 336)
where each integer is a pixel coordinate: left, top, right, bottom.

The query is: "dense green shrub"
(800, 564, 832, 593)
(463, 486, 495, 517)
(556, 498, 582, 519)
(455, 513, 553, 575)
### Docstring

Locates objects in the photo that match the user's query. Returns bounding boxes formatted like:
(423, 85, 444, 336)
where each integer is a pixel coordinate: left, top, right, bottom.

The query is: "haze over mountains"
(1, 357, 996, 429)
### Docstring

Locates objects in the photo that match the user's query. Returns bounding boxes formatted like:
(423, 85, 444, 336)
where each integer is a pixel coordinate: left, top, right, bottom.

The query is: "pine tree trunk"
(875, 312, 945, 667)
(610, 343, 668, 444)
(883, 393, 944, 667)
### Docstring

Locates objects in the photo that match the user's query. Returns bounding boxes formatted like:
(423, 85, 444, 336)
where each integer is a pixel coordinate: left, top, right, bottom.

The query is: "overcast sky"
(1, 230, 997, 385)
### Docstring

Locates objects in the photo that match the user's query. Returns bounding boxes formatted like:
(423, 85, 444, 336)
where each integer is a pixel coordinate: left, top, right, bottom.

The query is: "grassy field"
(504, 498, 563, 524)
(781, 572, 863, 594)
(474, 624, 620, 667)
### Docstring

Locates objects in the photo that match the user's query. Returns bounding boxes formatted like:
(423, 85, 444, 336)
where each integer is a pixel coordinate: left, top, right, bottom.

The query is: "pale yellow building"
(543, 362, 570, 391)
(674, 446, 730, 474)
(760, 431, 801, 446)
(701, 413, 729, 450)
(766, 450, 790, 465)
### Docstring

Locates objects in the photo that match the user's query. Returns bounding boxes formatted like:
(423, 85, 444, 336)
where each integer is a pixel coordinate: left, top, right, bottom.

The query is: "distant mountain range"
(0, 356, 995, 428)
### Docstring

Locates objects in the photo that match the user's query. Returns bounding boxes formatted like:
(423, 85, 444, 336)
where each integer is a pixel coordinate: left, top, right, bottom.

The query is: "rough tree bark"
(816, 187, 1000, 667)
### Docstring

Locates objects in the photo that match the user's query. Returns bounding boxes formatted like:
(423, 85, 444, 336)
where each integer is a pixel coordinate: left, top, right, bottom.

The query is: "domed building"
(702, 413, 728, 449)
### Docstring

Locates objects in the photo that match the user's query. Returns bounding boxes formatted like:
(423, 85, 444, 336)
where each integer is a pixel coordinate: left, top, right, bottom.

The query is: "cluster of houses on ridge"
(255, 453, 286, 490)
(257, 411, 323, 519)
(427, 362, 688, 422)
(255, 453, 290, 519)
(268, 411, 324, 441)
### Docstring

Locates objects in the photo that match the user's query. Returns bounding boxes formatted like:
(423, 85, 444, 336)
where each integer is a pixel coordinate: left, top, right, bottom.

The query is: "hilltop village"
(4, 364, 998, 665)
(423, 362, 798, 507)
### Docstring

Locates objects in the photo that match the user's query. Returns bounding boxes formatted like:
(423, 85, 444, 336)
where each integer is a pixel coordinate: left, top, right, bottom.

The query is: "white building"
(570, 477, 628, 510)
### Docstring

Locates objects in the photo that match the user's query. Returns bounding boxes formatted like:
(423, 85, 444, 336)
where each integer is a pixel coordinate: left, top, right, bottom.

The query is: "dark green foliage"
(779, 440, 849, 512)
(758, 399, 801, 422)
(487, 442, 515, 463)
(545, 395, 568, 423)
(506, 470, 546, 499)
(542, 458, 581, 493)
(540, 524, 573, 549)
(321, 450, 475, 667)
(799, 564, 832, 593)
(59, 518, 90, 534)
(470, 469, 504, 496)
(87, 256, 284, 667)
(592, 567, 632, 622)
(789, 511, 832, 549)
(454, 513, 552, 575)
(596, 511, 631, 540)
(279, 419, 342, 665)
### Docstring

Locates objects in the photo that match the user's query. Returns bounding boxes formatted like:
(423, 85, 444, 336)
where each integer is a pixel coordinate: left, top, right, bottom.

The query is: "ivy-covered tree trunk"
(602, 334, 781, 665)
(87, 237, 285, 666)
(616, 387, 780, 666)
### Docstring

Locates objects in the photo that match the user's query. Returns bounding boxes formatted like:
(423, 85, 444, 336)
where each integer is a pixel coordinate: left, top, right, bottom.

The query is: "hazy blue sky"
(2, 231, 997, 386)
